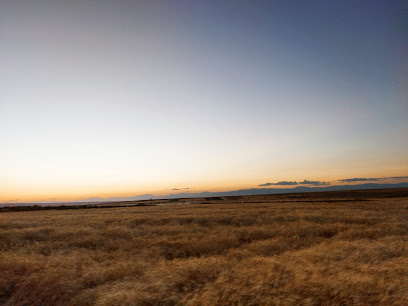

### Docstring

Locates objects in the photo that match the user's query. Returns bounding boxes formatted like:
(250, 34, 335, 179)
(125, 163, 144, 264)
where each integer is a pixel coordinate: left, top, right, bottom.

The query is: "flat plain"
(1, 188, 408, 305)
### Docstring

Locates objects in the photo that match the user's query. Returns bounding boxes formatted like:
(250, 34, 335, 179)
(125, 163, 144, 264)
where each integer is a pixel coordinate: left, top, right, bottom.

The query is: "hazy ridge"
(2, 182, 408, 206)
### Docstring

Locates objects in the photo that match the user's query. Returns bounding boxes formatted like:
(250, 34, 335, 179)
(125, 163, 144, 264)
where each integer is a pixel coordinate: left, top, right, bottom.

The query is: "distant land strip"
(2, 187, 408, 212)
(2, 182, 408, 207)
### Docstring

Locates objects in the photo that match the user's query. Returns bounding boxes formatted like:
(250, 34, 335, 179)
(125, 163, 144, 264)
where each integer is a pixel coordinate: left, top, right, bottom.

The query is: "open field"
(1, 189, 408, 305)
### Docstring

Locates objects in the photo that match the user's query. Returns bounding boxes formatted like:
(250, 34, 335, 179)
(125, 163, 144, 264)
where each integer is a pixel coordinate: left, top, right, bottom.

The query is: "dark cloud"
(338, 177, 381, 183)
(259, 182, 273, 187)
(171, 187, 190, 191)
(259, 181, 298, 187)
(339, 176, 408, 183)
(298, 180, 330, 186)
(273, 181, 298, 185)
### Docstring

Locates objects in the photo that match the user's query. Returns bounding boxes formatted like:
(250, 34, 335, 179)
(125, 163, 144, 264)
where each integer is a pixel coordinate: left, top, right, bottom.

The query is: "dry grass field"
(1, 189, 408, 305)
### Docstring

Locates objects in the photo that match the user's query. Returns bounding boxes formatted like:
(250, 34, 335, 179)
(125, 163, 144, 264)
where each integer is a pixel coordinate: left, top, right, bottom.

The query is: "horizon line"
(2, 181, 408, 205)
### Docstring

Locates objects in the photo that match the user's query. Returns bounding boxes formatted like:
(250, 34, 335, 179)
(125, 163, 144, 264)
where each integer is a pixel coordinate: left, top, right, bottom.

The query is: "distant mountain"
(80, 182, 408, 202)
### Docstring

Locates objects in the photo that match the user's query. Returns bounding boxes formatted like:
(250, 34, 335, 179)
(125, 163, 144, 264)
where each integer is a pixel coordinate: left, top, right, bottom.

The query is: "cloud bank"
(338, 177, 381, 183)
(259, 181, 298, 186)
(298, 180, 330, 186)
(338, 176, 408, 183)
(260, 175, 408, 188)
(259, 180, 332, 187)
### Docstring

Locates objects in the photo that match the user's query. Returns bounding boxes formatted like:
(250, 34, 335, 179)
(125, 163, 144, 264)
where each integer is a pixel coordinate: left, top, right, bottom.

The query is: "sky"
(1, 0, 407, 202)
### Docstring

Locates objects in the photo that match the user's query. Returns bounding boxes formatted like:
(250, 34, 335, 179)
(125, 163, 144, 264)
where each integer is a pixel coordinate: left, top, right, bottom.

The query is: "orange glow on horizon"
(2, 170, 408, 203)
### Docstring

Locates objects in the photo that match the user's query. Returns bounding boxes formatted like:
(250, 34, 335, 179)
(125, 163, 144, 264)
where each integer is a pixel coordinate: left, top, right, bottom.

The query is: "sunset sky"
(1, 1, 407, 202)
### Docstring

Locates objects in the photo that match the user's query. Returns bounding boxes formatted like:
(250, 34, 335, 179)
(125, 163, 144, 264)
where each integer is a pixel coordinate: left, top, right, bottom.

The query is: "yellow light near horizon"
(2, 166, 408, 203)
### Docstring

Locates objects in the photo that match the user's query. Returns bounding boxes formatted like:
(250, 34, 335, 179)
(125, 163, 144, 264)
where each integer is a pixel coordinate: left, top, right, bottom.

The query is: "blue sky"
(1, 0, 407, 201)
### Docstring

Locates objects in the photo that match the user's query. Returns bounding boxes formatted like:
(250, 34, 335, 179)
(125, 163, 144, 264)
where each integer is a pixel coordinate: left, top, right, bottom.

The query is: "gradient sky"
(1, 0, 407, 202)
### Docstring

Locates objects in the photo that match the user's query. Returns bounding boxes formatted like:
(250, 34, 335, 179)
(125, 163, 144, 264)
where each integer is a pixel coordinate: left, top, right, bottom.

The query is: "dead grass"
(1, 194, 408, 305)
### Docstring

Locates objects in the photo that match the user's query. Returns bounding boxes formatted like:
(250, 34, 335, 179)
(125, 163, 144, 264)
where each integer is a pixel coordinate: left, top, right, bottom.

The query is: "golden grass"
(1, 194, 408, 305)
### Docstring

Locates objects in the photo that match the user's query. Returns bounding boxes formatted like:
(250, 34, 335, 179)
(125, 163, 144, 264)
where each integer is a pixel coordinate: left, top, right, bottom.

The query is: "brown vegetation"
(1, 189, 408, 305)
